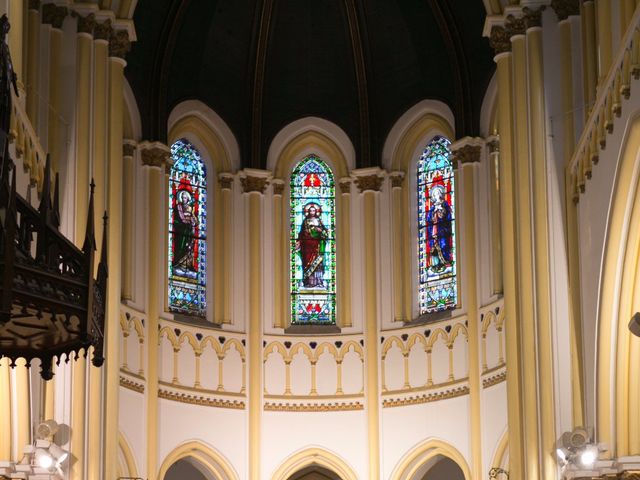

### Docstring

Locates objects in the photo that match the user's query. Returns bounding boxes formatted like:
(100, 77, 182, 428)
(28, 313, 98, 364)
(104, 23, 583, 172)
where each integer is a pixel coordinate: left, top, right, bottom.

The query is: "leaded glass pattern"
(168, 139, 207, 316)
(290, 155, 336, 325)
(418, 136, 457, 314)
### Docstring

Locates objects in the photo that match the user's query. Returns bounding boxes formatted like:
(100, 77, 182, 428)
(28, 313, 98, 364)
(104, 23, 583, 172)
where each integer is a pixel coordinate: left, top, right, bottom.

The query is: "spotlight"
(34, 448, 53, 469)
(48, 444, 68, 465)
(556, 447, 568, 462)
(579, 445, 598, 467)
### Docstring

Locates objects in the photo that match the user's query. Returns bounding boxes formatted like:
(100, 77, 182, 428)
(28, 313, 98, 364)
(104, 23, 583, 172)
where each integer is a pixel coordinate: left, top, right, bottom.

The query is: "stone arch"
(117, 432, 139, 479)
(271, 447, 358, 480)
(390, 438, 471, 480)
(157, 440, 239, 480)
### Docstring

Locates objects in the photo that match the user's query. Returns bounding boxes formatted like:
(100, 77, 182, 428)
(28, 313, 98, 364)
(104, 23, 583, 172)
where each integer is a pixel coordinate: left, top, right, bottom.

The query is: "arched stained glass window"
(418, 136, 457, 314)
(168, 139, 207, 317)
(290, 155, 336, 325)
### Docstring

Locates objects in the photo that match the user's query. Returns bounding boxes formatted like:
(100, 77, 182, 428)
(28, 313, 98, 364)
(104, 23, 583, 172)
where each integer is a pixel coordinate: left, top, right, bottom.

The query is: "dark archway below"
(287, 465, 342, 480)
(165, 457, 215, 480)
(421, 456, 465, 480)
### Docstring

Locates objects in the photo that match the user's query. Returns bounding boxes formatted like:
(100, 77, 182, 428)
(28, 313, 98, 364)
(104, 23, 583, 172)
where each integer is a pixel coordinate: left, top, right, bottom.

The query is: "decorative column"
(140, 142, 171, 480)
(452, 139, 484, 480)
(240, 169, 270, 480)
(486, 137, 502, 295)
(217, 173, 234, 324)
(489, 23, 525, 478)
(103, 27, 129, 480)
(552, 0, 585, 428)
(389, 172, 405, 322)
(0, 357, 11, 460)
(70, 352, 87, 480)
(338, 178, 352, 328)
(14, 358, 30, 461)
(42, 3, 67, 172)
(596, 0, 612, 81)
(26, 0, 40, 121)
(8, 0, 23, 91)
(271, 179, 285, 328)
(353, 168, 384, 480)
(581, 1, 597, 109)
(122, 141, 136, 301)
(73, 10, 96, 245)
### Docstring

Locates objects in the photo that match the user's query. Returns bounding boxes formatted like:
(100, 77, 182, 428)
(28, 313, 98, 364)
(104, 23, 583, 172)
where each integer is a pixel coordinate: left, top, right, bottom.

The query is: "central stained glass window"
(168, 139, 207, 317)
(290, 155, 336, 325)
(418, 136, 457, 314)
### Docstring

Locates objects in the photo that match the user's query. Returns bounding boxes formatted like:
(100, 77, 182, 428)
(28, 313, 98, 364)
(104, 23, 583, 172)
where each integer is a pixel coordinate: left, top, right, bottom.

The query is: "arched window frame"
(288, 154, 337, 326)
(167, 138, 210, 319)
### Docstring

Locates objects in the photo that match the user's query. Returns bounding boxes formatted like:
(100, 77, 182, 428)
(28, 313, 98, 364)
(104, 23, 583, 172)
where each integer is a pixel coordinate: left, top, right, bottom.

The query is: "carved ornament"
(505, 14, 526, 36)
(241, 175, 269, 194)
(158, 388, 245, 410)
(109, 29, 131, 59)
(550, 0, 579, 20)
(523, 6, 545, 29)
(489, 26, 511, 55)
(122, 142, 136, 157)
(42, 3, 67, 29)
(28, 0, 40, 11)
(487, 137, 500, 154)
(271, 179, 285, 195)
(338, 178, 352, 194)
(354, 174, 383, 193)
(140, 146, 171, 169)
(218, 173, 234, 190)
(452, 144, 482, 166)
(75, 12, 96, 35)
(389, 172, 405, 188)
(94, 19, 112, 41)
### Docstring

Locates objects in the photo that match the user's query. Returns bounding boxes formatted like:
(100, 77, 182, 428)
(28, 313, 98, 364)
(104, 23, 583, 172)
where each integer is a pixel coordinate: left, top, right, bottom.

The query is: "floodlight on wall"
(555, 427, 602, 470)
(0, 430, 68, 480)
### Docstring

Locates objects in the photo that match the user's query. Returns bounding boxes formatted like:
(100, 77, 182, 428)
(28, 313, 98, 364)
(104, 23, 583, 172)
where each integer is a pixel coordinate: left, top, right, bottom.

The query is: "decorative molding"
(41, 3, 68, 29)
(383, 385, 469, 408)
(139, 141, 171, 169)
(94, 19, 112, 41)
(109, 28, 131, 59)
(487, 136, 500, 154)
(389, 171, 405, 188)
(75, 12, 96, 34)
(240, 169, 270, 193)
(482, 370, 506, 388)
(218, 173, 234, 190)
(452, 144, 482, 166)
(353, 173, 384, 193)
(158, 388, 245, 409)
(338, 178, 352, 194)
(264, 401, 364, 412)
(489, 26, 511, 55)
(550, 0, 579, 21)
(120, 376, 145, 394)
(122, 142, 136, 157)
(28, 0, 41, 11)
(505, 13, 526, 36)
(271, 178, 285, 195)
(523, 6, 545, 29)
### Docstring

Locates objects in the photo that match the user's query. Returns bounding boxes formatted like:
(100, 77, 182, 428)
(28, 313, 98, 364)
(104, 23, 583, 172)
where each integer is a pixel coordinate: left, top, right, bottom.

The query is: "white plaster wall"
(262, 410, 368, 479)
(157, 399, 247, 480)
(119, 388, 146, 477)
(381, 396, 471, 479)
(481, 382, 507, 471)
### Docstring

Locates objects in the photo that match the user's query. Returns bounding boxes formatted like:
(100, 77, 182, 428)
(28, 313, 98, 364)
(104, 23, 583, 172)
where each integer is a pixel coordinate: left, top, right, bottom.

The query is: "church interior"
(0, 0, 639, 479)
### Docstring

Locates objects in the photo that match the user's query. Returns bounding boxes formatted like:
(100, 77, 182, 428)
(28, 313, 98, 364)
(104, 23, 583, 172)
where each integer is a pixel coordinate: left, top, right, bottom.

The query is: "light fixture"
(34, 449, 53, 469)
(47, 444, 68, 465)
(579, 445, 599, 467)
(556, 427, 602, 471)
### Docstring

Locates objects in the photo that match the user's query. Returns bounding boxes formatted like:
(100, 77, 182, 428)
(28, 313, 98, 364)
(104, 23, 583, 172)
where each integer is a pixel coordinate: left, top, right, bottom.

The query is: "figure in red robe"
(296, 202, 328, 288)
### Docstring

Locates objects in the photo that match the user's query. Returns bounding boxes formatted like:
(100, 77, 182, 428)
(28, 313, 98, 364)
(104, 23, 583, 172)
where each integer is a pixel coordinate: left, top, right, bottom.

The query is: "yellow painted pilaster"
(8, 0, 23, 90)
(241, 169, 270, 480)
(354, 168, 384, 480)
(492, 39, 525, 476)
(140, 142, 171, 480)
(596, 0, 613, 81)
(272, 178, 285, 328)
(622, 0, 637, 32)
(0, 357, 11, 460)
(25, 2, 39, 122)
(104, 51, 127, 480)
(487, 140, 502, 295)
(338, 178, 352, 328)
(70, 353, 87, 480)
(47, 26, 62, 171)
(122, 142, 136, 300)
(75, 28, 94, 245)
(43, 367, 54, 423)
(582, 1, 598, 110)
(87, 358, 102, 480)
(389, 172, 405, 321)
(14, 359, 30, 461)
(220, 174, 233, 324)
(527, 24, 557, 479)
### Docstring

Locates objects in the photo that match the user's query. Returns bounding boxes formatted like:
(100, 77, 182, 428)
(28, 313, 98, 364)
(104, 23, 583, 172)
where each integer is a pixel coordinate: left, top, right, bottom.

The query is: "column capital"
(451, 137, 484, 167)
(486, 135, 500, 154)
(239, 169, 271, 194)
(94, 18, 113, 41)
(109, 28, 131, 59)
(388, 171, 405, 189)
(338, 177, 352, 194)
(522, 6, 546, 29)
(489, 26, 512, 55)
(352, 167, 385, 193)
(74, 12, 96, 35)
(42, 3, 68, 29)
(550, 0, 579, 21)
(139, 141, 171, 170)
(271, 178, 285, 195)
(123, 140, 136, 158)
(218, 172, 234, 190)
(28, 0, 41, 11)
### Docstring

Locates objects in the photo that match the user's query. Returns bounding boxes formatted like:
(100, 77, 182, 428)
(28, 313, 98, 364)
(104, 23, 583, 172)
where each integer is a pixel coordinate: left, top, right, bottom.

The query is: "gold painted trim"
(157, 388, 245, 409)
(264, 401, 364, 412)
(271, 447, 358, 480)
(383, 385, 469, 408)
(158, 380, 245, 397)
(264, 393, 362, 401)
(482, 370, 507, 389)
(120, 376, 145, 393)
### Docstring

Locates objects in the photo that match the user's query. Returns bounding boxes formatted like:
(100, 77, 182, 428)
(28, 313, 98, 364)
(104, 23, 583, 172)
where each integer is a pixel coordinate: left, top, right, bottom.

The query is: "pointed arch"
(270, 447, 358, 480)
(390, 438, 471, 480)
(157, 440, 240, 480)
(118, 432, 139, 479)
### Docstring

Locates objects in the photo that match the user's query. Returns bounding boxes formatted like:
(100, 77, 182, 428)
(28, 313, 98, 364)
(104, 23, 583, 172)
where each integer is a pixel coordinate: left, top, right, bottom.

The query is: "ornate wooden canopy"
(0, 15, 107, 379)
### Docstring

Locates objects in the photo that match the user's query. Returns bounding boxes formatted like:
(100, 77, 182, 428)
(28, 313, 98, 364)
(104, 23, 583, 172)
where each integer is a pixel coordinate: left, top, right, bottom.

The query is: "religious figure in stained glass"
(290, 155, 336, 325)
(418, 136, 457, 314)
(168, 139, 207, 317)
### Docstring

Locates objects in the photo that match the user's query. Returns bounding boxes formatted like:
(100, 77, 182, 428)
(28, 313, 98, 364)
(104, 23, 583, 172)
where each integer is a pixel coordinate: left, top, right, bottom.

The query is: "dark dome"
(126, 0, 494, 169)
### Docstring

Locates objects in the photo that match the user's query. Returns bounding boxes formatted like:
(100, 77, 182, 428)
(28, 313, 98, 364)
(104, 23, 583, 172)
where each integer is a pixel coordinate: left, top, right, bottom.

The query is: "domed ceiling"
(126, 0, 494, 169)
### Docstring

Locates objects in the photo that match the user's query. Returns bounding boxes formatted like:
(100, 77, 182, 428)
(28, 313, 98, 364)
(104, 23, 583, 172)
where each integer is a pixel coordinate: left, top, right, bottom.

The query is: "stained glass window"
(418, 136, 457, 314)
(168, 139, 207, 316)
(290, 155, 336, 325)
